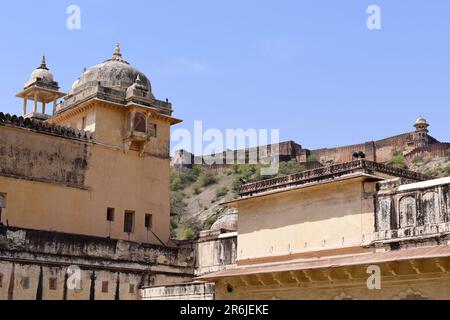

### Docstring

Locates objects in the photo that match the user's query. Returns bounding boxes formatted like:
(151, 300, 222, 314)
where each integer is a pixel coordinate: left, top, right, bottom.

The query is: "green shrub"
(216, 186, 229, 198)
(232, 177, 243, 193)
(198, 171, 217, 187)
(170, 173, 182, 192)
(202, 214, 219, 231)
(182, 228, 195, 240)
(170, 192, 186, 215)
(390, 151, 407, 169)
(169, 218, 178, 239)
(277, 160, 306, 177)
(412, 156, 424, 165)
(425, 166, 450, 178)
(192, 184, 202, 195)
(392, 150, 403, 157)
(170, 217, 178, 230)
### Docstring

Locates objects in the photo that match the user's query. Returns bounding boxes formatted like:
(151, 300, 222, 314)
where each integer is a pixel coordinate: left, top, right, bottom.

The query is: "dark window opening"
(22, 277, 30, 289)
(124, 211, 135, 233)
(145, 214, 153, 230)
(129, 284, 135, 294)
(49, 277, 57, 291)
(107, 208, 115, 222)
(102, 281, 109, 293)
(0, 273, 3, 288)
(133, 113, 147, 133)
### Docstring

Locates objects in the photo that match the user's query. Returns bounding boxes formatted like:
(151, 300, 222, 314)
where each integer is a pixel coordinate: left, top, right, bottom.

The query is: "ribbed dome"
(25, 56, 54, 88)
(71, 44, 152, 94)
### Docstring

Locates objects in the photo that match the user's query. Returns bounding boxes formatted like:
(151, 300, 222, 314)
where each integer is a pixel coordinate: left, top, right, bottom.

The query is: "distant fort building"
(171, 117, 450, 168)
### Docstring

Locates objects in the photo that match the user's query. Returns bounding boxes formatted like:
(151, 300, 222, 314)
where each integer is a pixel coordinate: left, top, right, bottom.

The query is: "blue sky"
(0, 0, 449, 151)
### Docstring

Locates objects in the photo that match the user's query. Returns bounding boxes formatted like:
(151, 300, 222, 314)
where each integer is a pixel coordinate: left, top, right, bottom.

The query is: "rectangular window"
(49, 278, 57, 291)
(124, 211, 135, 233)
(102, 281, 109, 293)
(145, 214, 153, 230)
(0, 273, 3, 288)
(107, 208, 115, 222)
(129, 284, 135, 294)
(22, 277, 30, 289)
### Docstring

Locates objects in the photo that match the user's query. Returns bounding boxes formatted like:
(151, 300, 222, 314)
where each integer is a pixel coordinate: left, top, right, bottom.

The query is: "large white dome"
(70, 44, 152, 94)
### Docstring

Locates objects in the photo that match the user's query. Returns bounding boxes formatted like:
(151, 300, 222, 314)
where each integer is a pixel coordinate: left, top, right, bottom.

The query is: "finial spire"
(39, 55, 49, 70)
(113, 43, 122, 59)
(105, 43, 128, 64)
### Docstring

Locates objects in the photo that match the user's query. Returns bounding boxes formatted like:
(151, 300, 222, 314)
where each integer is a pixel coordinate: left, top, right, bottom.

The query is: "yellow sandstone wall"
(0, 102, 172, 244)
(235, 178, 376, 263)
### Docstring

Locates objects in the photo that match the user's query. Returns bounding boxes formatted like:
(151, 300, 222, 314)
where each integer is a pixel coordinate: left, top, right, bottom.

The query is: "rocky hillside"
(170, 153, 450, 240)
(170, 161, 307, 240)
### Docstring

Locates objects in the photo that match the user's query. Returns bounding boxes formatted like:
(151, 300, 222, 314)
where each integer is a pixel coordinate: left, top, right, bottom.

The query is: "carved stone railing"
(59, 84, 173, 116)
(239, 160, 428, 197)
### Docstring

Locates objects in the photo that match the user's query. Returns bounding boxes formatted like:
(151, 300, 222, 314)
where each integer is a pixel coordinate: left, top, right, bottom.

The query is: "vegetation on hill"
(170, 160, 308, 239)
(170, 151, 450, 240)
(389, 150, 407, 169)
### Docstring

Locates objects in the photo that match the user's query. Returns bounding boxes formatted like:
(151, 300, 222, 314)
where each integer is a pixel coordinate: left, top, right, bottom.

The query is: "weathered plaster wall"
(0, 226, 195, 300)
(235, 178, 376, 263)
(0, 124, 90, 187)
(374, 180, 450, 241)
(193, 231, 237, 276)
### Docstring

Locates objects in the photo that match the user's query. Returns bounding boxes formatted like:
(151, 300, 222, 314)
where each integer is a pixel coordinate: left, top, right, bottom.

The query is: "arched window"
(133, 112, 147, 133)
(399, 196, 416, 228)
(422, 192, 439, 225)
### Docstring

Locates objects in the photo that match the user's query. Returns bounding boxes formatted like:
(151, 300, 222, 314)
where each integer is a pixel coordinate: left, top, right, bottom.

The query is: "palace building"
(0, 45, 193, 300)
(0, 46, 449, 300)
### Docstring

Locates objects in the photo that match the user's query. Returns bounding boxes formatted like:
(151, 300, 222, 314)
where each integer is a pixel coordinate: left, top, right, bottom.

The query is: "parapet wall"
(0, 113, 92, 189)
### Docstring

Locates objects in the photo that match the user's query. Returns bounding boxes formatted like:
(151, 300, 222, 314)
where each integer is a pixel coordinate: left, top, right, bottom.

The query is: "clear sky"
(0, 0, 449, 151)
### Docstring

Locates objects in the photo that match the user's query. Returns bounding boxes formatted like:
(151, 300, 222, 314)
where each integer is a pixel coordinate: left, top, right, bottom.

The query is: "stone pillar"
(53, 99, 57, 115)
(42, 102, 46, 115)
(23, 97, 27, 115)
(33, 93, 38, 113)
